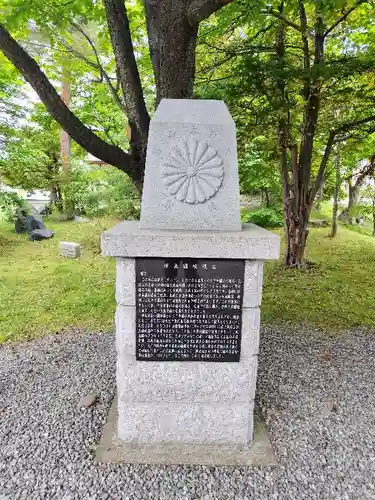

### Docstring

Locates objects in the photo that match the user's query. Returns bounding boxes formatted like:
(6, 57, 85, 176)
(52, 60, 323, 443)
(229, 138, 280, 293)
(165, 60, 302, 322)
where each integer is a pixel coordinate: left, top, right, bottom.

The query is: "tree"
(0, 0, 234, 194)
(341, 154, 375, 223)
(0, 106, 64, 208)
(197, 0, 375, 266)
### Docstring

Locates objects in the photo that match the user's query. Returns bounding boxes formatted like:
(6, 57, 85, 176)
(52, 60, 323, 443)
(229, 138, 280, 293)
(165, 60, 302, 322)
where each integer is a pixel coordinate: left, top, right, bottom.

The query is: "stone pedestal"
(101, 222, 279, 447)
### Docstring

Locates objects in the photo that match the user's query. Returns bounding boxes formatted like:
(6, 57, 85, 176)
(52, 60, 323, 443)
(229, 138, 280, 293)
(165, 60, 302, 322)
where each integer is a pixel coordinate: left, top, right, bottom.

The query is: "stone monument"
(100, 99, 280, 465)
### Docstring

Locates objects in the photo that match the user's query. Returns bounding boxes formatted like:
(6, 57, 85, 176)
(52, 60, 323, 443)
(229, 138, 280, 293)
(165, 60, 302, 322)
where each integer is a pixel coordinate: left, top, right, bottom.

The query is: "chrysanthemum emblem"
(161, 139, 224, 204)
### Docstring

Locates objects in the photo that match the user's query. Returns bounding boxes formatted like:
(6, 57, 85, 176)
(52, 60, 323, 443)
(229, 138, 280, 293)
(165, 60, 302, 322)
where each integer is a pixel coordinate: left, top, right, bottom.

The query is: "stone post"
(101, 100, 280, 464)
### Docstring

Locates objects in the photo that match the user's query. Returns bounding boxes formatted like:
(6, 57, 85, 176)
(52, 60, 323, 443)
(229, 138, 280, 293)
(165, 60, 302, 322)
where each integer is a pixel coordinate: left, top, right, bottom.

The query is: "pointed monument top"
(140, 99, 241, 232)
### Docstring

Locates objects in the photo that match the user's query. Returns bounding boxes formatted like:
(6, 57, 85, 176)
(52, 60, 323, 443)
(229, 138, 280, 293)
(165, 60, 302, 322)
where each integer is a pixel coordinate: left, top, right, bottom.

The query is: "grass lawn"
(1, 217, 374, 342)
(263, 226, 375, 330)
(0, 218, 118, 343)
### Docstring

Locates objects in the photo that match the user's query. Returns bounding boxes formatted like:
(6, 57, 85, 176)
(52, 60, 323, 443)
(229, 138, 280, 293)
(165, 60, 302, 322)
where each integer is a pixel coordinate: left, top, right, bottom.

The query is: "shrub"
(62, 164, 140, 220)
(0, 191, 28, 223)
(241, 207, 284, 228)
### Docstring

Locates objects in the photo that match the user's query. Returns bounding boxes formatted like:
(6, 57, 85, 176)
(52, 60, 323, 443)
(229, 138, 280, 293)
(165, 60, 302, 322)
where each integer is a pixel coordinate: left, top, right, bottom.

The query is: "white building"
(1, 184, 50, 212)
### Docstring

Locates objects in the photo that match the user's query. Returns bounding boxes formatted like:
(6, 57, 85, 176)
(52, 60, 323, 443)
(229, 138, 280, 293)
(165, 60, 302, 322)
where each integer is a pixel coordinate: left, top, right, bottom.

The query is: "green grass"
(263, 227, 375, 330)
(310, 200, 333, 220)
(1, 217, 374, 342)
(0, 218, 118, 343)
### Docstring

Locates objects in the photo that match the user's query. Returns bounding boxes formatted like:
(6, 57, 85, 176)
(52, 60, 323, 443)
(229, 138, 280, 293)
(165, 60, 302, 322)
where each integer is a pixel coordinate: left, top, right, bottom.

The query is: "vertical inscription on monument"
(136, 258, 244, 362)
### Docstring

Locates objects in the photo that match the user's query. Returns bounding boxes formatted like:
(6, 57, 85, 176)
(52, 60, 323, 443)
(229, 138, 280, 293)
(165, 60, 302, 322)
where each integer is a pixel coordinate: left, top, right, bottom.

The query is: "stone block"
(140, 99, 241, 232)
(97, 397, 277, 466)
(102, 221, 280, 260)
(116, 305, 260, 360)
(117, 354, 258, 405)
(115, 305, 135, 354)
(59, 241, 80, 258)
(117, 401, 254, 445)
(116, 258, 135, 305)
(242, 308, 261, 354)
(243, 261, 264, 308)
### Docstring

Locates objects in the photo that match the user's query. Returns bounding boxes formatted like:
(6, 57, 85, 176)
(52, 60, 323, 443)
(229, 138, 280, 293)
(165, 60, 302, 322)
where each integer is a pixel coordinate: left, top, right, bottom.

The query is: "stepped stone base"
(96, 398, 277, 467)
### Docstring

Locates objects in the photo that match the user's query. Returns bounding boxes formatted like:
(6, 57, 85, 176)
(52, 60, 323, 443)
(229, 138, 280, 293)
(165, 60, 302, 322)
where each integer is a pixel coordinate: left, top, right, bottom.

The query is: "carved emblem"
(162, 139, 224, 204)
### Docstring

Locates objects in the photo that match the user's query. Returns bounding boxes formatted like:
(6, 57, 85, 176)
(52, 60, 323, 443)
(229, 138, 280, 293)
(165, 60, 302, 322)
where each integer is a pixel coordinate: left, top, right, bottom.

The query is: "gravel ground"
(0, 326, 374, 500)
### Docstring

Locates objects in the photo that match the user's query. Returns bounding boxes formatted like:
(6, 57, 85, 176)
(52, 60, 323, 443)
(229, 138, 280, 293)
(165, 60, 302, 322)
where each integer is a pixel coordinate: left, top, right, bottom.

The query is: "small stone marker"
(101, 99, 280, 464)
(60, 241, 81, 258)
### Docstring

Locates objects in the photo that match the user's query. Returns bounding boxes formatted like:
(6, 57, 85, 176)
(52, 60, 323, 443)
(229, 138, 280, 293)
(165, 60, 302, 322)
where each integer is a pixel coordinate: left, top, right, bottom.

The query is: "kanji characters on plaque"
(136, 258, 244, 362)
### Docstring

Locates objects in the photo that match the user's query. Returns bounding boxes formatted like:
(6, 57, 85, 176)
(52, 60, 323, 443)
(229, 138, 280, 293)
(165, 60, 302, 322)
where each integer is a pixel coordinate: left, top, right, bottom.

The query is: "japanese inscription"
(136, 258, 244, 362)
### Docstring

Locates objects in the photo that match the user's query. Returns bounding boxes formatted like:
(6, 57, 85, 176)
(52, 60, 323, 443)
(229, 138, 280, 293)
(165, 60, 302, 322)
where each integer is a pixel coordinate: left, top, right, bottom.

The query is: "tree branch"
(299, 0, 325, 193)
(58, 37, 126, 115)
(299, 0, 310, 101)
(337, 114, 375, 133)
(70, 21, 101, 64)
(324, 0, 368, 37)
(298, 2, 310, 65)
(354, 154, 375, 187)
(199, 11, 246, 42)
(310, 131, 336, 203)
(68, 21, 126, 114)
(0, 24, 139, 178)
(200, 39, 276, 55)
(195, 74, 235, 85)
(263, 6, 312, 36)
(104, 0, 150, 171)
(188, 0, 233, 25)
(334, 124, 375, 143)
(311, 114, 375, 202)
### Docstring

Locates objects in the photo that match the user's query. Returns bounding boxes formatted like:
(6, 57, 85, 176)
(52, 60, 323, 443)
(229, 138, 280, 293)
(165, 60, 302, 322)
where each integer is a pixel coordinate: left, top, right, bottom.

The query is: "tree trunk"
(284, 202, 310, 268)
(283, 145, 311, 267)
(340, 155, 375, 223)
(372, 198, 375, 236)
(157, 1, 198, 103)
(330, 149, 341, 237)
(274, 2, 323, 268)
(263, 188, 270, 207)
(314, 181, 324, 211)
(280, 1, 326, 267)
(50, 184, 63, 212)
(347, 180, 361, 224)
(145, 0, 199, 105)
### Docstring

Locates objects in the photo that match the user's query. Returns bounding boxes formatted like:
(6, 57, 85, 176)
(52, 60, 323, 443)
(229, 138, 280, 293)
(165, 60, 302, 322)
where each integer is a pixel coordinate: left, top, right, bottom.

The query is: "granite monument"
(101, 99, 280, 464)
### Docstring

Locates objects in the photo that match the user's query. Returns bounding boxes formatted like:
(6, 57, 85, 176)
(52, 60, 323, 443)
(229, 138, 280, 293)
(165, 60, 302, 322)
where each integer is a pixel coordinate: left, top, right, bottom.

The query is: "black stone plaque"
(135, 258, 244, 362)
